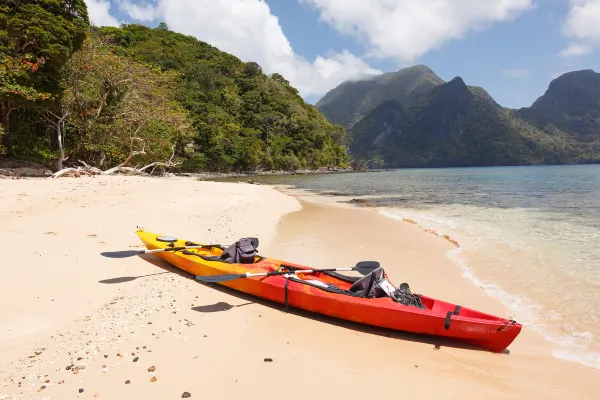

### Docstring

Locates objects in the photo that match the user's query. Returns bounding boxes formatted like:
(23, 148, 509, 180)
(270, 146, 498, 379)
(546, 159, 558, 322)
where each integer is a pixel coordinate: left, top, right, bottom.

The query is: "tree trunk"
(56, 118, 65, 171)
(49, 125, 59, 150)
(0, 102, 13, 157)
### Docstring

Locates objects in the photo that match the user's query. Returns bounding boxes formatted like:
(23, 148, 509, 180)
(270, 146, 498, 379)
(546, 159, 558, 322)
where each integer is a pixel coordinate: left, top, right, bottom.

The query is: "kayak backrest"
(220, 237, 259, 264)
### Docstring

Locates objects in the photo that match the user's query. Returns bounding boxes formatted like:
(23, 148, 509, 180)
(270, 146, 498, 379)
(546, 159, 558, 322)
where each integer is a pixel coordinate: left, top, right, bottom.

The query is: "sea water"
(237, 165, 600, 370)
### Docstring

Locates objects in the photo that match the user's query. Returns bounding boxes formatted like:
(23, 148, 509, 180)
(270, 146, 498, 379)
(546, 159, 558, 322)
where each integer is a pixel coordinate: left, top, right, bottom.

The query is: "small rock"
(104, 355, 108, 358)
(264, 358, 273, 362)
(66, 366, 71, 370)
(182, 392, 191, 398)
(125, 380, 130, 384)
(79, 388, 84, 393)
(150, 376, 157, 382)
(133, 357, 139, 362)
(147, 366, 156, 372)
(40, 385, 47, 390)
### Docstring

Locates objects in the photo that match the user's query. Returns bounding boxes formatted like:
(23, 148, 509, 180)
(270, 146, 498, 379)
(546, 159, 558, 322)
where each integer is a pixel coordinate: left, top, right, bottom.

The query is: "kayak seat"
(183, 237, 263, 264)
(284, 266, 427, 309)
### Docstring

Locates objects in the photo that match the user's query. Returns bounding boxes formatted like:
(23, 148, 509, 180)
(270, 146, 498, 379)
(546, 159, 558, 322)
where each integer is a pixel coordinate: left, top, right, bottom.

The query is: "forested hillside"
(1, 2, 348, 173)
(318, 66, 600, 168)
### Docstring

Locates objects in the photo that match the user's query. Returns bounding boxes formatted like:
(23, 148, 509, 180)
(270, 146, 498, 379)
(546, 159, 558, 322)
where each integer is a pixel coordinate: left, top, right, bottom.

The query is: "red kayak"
(136, 230, 522, 352)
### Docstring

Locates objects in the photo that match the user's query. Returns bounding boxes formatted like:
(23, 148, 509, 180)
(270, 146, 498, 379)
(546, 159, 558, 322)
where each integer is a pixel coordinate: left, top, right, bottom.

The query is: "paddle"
(195, 261, 380, 283)
(101, 244, 223, 259)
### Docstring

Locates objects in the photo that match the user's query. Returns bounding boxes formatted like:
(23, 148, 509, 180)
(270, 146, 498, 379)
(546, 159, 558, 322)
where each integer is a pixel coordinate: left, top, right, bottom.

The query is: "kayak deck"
(136, 230, 522, 352)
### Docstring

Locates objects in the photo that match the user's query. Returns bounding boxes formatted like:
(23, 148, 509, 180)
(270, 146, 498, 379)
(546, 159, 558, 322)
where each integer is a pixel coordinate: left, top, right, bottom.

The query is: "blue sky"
(86, 0, 600, 109)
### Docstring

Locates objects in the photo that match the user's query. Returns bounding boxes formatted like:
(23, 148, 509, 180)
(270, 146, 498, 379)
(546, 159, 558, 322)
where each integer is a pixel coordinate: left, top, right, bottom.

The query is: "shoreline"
(0, 156, 384, 179)
(1, 175, 598, 399)
(269, 184, 600, 371)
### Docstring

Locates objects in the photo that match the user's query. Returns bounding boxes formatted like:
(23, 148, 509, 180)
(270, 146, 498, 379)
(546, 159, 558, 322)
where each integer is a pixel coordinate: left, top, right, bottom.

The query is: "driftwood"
(52, 139, 181, 178)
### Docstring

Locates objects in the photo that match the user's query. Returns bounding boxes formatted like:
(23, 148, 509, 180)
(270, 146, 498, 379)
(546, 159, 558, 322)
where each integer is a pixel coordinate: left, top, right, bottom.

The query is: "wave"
(378, 206, 600, 371)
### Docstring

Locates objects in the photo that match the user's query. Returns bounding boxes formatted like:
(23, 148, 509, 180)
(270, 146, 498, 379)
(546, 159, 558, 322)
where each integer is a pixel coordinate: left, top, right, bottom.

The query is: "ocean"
(224, 165, 600, 370)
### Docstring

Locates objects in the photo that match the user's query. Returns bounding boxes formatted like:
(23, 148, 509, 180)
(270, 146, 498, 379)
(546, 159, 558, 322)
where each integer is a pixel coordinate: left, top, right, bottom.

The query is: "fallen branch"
(138, 145, 180, 174)
(52, 167, 94, 178)
(52, 144, 180, 178)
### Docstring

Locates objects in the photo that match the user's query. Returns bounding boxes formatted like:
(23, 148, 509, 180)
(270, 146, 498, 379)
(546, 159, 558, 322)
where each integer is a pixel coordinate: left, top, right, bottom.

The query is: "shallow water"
(230, 165, 600, 370)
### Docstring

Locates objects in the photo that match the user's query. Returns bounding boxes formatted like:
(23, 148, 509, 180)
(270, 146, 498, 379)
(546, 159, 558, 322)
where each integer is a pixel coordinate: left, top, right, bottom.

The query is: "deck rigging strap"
(444, 311, 452, 330)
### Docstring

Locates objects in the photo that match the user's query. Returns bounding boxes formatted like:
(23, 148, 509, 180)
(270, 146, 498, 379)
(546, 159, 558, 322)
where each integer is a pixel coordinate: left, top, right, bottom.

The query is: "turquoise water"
(237, 165, 600, 369)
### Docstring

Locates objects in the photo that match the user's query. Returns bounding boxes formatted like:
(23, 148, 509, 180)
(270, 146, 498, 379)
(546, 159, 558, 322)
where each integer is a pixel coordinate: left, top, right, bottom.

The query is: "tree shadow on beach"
(126, 253, 511, 356)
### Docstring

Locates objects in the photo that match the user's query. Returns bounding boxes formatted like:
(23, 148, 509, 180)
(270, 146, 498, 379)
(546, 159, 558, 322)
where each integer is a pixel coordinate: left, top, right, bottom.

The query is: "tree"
(58, 35, 193, 170)
(0, 0, 89, 156)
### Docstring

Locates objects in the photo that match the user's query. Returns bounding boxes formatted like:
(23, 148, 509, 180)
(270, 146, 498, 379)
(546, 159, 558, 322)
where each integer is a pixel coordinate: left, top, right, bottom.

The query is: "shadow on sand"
(192, 301, 253, 313)
(103, 252, 511, 355)
(98, 271, 170, 284)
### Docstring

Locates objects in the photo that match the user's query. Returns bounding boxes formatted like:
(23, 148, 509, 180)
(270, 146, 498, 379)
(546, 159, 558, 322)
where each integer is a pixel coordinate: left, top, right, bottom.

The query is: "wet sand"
(0, 176, 597, 399)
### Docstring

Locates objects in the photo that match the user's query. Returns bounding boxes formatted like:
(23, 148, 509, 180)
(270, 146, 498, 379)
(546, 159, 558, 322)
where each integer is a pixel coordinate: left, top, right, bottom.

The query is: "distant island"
(316, 66, 600, 168)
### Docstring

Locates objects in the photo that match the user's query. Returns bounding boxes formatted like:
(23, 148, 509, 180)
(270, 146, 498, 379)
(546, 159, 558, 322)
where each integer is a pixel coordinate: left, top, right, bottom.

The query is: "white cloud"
(116, 0, 381, 98)
(118, 1, 161, 22)
(300, 0, 535, 62)
(84, 0, 121, 27)
(501, 68, 529, 78)
(88, 0, 538, 99)
(560, 0, 600, 57)
(559, 42, 592, 57)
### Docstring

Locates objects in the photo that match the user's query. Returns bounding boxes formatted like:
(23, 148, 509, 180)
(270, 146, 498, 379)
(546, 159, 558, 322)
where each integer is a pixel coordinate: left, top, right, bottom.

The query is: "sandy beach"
(1, 175, 598, 399)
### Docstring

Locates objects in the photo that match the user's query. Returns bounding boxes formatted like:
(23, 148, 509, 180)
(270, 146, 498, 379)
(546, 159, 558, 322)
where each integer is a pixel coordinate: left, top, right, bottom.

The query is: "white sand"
(0, 175, 598, 400)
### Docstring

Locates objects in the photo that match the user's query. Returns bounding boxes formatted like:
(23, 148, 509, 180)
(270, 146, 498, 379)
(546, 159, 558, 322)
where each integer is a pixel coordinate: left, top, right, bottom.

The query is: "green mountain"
(317, 67, 600, 168)
(315, 65, 443, 129)
(515, 70, 600, 141)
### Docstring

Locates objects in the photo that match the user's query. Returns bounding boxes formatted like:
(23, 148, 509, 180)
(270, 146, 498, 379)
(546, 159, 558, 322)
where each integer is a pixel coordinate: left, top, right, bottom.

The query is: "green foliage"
(0, 0, 89, 102)
(93, 24, 348, 171)
(3, 17, 348, 172)
(59, 36, 194, 168)
(1, 0, 89, 156)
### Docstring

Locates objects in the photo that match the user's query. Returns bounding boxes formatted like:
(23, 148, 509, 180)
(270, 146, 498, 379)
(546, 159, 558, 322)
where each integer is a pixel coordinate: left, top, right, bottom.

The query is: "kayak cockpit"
(281, 264, 429, 310)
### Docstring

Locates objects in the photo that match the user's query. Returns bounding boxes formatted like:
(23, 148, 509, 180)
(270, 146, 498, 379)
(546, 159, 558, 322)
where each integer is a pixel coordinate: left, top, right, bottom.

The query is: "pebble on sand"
(133, 357, 139, 362)
(125, 380, 130, 384)
(264, 358, 273, 362)
(150, 376, 157, 382)
(182, 392, 191, 398)
(79, 388, 84, 393)
(148, 366, 156, 372)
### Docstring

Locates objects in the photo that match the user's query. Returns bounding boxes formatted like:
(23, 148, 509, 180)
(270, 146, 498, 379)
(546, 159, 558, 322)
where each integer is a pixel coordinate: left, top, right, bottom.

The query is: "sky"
(84, 0, 600, 109)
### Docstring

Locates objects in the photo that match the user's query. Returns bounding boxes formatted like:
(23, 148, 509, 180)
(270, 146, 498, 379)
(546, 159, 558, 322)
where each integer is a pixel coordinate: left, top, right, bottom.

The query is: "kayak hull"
(136, 230, 521, 352)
